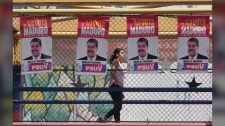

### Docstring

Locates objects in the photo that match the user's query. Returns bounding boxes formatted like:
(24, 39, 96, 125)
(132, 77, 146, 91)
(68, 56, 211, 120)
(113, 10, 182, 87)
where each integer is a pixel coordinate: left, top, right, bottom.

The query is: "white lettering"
(86, 65, 103, 71)
(130, 27, 136, 34)
(81, 27, 105, 37)
(181, 26, 206, 35)
(137, 64, 154, 70)
(186, 64, 205, 69)
(31, 63, 49, 70)
(24, 27, 48, 36)
(130, 26, 155, 35)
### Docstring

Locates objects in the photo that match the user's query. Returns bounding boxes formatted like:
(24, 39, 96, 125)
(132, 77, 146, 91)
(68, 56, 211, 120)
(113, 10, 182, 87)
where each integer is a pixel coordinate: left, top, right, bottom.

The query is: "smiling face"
(137, 41, 148, 57)
(187, 41, 198, 57)
(31, 41, 42, 57)
(87, 42, 98, 58)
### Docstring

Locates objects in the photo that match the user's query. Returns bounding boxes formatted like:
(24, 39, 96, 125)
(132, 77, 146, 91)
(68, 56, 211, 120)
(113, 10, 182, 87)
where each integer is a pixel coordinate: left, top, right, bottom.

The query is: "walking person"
(98, 48, 126, 123)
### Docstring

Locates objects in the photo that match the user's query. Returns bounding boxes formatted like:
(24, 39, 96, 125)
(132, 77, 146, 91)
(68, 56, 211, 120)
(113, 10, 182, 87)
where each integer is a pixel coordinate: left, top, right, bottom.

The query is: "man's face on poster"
(87, 42, 97, 58)
(137, 41, 148, 57)
(31, 42, 41, 57)
(187, 41, 198, 57)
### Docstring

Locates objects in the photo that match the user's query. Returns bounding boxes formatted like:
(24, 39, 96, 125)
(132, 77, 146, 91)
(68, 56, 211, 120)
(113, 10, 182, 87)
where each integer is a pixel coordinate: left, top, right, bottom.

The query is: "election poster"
(127, 14, 159, 73)
(177, 15, 210, 73)
(75, 15, 110, 75)
(20, 16, 53, 74)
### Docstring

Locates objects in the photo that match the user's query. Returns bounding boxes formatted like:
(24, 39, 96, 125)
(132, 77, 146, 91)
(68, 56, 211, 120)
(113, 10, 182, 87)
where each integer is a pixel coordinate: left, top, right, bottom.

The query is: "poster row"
(20, 14, 210, 75)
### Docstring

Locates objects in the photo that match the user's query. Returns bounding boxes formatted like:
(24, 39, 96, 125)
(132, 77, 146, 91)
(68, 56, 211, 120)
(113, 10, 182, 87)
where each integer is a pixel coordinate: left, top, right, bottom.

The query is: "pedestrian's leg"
(100, 83, 122, 122)
(113, 91, 122, 122)
(104, 91, 116, 119)
(98, 91, 115, 122)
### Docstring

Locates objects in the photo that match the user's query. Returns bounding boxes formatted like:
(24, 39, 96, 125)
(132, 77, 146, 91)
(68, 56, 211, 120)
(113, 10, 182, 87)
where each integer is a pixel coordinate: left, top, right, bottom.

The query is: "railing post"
(13, 65, 22, 121)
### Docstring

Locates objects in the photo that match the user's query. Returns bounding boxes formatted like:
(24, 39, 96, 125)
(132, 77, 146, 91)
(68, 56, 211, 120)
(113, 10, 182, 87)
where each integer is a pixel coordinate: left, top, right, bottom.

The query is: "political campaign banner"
(177, 15, 210, 73)
(75, 15, 110, 75)
(20, 16, 52, 74)
(127, 14, 159, 73)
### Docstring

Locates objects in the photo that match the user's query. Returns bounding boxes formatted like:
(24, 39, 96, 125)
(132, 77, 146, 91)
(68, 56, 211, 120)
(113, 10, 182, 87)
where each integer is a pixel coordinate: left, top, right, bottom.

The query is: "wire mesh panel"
(13, 15, 212, 122)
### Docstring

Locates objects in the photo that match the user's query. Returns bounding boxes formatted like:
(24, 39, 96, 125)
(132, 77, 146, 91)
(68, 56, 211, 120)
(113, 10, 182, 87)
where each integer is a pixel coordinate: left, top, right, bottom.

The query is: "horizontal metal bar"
(13, 122, 212, 126)
(13, 8, 212, 15)
(13, 0, 212, 6)
(15, 68, 213, 71)
(13, 87, 212, 92)
(13, 31, 213, 39)
(13, 100, 212, 104)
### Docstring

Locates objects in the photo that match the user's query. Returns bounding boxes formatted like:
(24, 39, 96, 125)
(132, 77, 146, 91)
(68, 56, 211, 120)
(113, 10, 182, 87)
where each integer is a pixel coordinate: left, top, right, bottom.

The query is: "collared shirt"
(32, 54, 41, 60)
(88, 55, 96, 61)
(189, 54, 197, 60)
(139, 55, 147, 61)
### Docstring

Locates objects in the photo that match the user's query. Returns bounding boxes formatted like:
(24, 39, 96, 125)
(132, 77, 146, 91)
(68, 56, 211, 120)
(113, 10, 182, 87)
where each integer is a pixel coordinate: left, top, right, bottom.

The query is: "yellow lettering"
(134, 19, 138, 26)
(181, 23, 185, 26)
(202, 19, 206, 26)
(85, 20, 90, 27)
(183, 18, 208, 27)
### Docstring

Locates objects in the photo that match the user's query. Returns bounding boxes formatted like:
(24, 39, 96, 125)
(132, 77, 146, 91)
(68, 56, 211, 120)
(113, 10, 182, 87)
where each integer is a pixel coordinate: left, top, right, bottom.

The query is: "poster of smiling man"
(20, 16, 52, 74)
(177, 15, 210, 73)
(127, 14, 159, 73)
(75, 15, 110, 75)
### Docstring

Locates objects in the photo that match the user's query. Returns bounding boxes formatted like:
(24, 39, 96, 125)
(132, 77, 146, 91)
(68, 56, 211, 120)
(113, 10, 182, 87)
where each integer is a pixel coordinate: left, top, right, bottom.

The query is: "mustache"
(88, 50, 93, 53)
(188, 49, 195, 52)
(32, 50, 38, 52)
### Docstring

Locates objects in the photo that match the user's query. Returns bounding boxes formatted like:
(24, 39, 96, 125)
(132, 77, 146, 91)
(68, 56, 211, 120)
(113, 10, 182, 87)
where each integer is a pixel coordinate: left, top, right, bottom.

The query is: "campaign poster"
(20, 16, 52, 74)
(177, 15, 210, 73)
(127, 14, 159, 73)
(75, 15, 110, 75)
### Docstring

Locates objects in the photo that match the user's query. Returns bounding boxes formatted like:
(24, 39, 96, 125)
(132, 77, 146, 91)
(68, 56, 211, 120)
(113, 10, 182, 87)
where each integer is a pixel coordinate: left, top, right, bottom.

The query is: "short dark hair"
(87, 38, 98, 48)
(187, 37, 199, 46)
(30, 38, 42, 46)
(137, 37, 148, 46)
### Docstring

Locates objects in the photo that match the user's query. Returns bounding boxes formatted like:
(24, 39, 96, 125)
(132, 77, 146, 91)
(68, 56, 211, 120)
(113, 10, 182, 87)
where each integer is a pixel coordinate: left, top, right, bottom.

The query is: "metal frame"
(14, 100, 212, 104)
(14, 87, 212, 92)
(13, 0, 212, 6)
(13, 8, 212, 15)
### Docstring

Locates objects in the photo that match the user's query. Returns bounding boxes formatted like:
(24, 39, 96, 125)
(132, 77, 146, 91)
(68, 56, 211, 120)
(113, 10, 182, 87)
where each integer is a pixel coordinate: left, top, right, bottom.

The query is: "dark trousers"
(105, 83, 123, 122)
